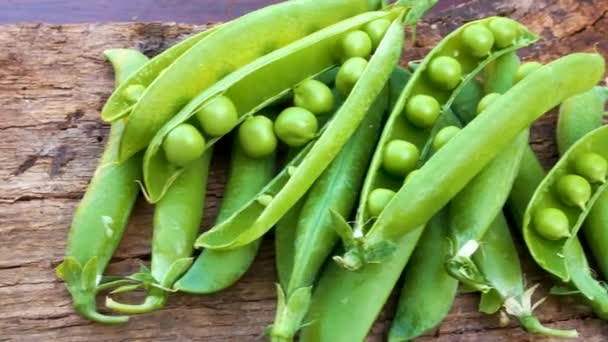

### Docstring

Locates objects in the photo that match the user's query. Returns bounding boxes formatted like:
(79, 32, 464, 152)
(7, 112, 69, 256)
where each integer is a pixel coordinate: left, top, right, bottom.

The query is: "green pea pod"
(556, 86, 608, 156)
(388, 208, 458, 342)
(523, 125, 608, 282)
(339, 53, 605, 270)
(451, 78, 483, 123)
(142, 10, 402, 203)
(446, 130, 528, 292)
(508, 148, 608, 320)
(105, 151, 212, 313)
(270, 72, 393, 342)
(54, 49, 149, 324)
(116, 0, 380, 161)
(101, 26, 222, 122)
(174, 141, 276, 294)
(195, 15, 405, 251)
(482, 52, 520, 94)
(473, 214, 578, 338)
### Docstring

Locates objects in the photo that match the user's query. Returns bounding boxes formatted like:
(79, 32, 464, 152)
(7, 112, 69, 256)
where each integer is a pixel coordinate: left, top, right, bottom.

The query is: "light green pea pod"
(339, 53, 605, 270)
(174, 139, 276, 294)
(115, 0, 381, 161)
(55, 49, 149, 324)
(508, 147, 608, 320)
(523, 125, 608, 282)
(473, 214, 578, 338)
(451, 78, 483, 123)
(195, 13, 405, 251)
(482, 52, 520, 94)
(388, 209, 457, 342)
(105, 151, 212, 313)
(271, 70, 394, 342)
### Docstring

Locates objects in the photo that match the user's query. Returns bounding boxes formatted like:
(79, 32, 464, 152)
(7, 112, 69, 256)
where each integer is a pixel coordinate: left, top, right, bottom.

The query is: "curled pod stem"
(54, 49, 149, 324)
(341, 53, 605, 270)
(174, 138, 276, 294)
(473, 215, 578, 338)
(105, 151, 212, 314)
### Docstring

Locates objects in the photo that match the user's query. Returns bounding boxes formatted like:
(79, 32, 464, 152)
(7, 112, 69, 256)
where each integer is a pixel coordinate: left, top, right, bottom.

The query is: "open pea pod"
(101, 25, 223, 122)
(141, 9, 400, 203)
(523, 125, 608, 282)
(337, 53, 605, 270)
(191, 15, 405, 250)
(116, 0, 381, 161)
(346, 17, 537, 237)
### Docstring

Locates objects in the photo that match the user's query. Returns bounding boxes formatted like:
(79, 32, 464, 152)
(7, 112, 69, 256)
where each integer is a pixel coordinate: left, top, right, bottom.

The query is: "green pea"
(163, 123, 206, 167)
(433, 126, 461, 151)
(274, 107, 319, 147)
(368, 188, 396, 217)
(336, 57, 368, 97)
(405, 94, 441, 128)
(461, 24, 495, 58)
(340, 30, 372, 60)
(195, 95, 239, 137)
(124, 84, 146, 103)
(293, 79, 335, 115)
(488, 18, 520, 49)
(574, 152, 608, 183)
(533, 208, 571, 240)
(555, 174, 592, 209)
(238, 116, 278, 159)
(364, 18, 391, 50)
(404, 169, 420, 185)
(515, 62, 543, 83)
(382, 140, 420, 177)
(476, 93, 501, 115)
(428, 56, 462, 90)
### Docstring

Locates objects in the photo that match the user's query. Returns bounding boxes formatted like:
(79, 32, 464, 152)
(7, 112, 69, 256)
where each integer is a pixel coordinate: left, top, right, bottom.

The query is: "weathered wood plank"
(1, 0, 607, 340)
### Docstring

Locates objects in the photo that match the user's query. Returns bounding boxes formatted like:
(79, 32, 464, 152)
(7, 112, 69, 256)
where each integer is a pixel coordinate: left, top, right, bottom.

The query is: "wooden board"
(1, 0, 607, 340)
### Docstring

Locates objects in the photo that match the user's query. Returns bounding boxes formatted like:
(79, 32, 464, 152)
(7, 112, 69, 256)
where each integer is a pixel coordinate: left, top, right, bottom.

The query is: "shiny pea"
(238, 116, 278, 159)
(533, 208, 571, 240)
(461, 24, 495, 58)
(405, 94, 441, 128)
(195, 95, 239, 137)
(163, 123, 206, 167)
(293, 79, 334, 115)
(555, 174, 592, 209)
(488, 17, 520, 48)
(433, 126, 461, 151)
(515, 62, 543, 83)
(428, 56, 462, 90)
(336, 57, 368, 97)
(340, 30, 372, 60)
(382, 140, 420, 177)
(274, 107, 318, 147)
(574, 153, 608, 183)
(368, 188, 396, 217)
(477, 93, 501, 115)
(364, 18, 391, 50)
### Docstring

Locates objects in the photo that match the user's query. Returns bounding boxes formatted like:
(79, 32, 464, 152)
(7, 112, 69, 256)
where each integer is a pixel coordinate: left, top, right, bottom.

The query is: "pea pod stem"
(55, 49, 149, 324)
(340, 53, 605, 270)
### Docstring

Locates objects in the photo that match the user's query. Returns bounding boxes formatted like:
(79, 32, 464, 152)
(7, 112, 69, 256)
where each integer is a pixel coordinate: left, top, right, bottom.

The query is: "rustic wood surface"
(1, 0, 607, 341)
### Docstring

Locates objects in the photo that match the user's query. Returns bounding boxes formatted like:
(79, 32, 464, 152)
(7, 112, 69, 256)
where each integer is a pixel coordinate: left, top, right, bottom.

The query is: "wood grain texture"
(1, 0, 607, 341)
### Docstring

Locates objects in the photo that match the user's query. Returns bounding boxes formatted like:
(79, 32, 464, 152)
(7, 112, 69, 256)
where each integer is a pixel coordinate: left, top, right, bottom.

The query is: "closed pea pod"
(195, 14, 406, 251)
(54, 49, 149, 324)
(142, 9, 402, 203)
(105, 151, 212, 313)
(174, 137, 276, 294)
(115, 0, 379, 161)
(337, 53, 605, 270)
(508, 147, 608, 320)
(331, 18, 537, 262)
(523, 125, 608, 282)
(271, 83, 389, 342)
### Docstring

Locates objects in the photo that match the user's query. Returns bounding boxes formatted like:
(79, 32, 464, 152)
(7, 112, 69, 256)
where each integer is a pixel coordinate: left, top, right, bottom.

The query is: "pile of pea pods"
(55, 0, 608, 340)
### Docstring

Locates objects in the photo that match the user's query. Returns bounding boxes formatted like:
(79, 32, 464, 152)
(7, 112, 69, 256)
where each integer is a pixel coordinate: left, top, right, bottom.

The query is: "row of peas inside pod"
(161, 19, 391, 166)
(366, 17, 534, 219)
